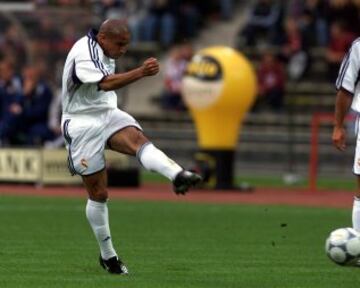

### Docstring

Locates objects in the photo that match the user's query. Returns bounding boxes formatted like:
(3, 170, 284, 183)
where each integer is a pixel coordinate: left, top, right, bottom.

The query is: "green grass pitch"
(0, 195, 360, 288)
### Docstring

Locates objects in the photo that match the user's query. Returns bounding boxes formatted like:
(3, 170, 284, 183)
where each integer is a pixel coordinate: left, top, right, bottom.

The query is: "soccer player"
(332, 38, 360, 234)
(61, 19, 202, 275)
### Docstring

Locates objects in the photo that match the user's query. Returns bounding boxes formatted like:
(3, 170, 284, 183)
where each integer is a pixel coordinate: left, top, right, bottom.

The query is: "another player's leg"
(353, 124, 360, 232)
(353, 177, 360, 231)
(82, 169, 128, 274)
(108, 126, 202, 194)
(353, 178, 360, 266)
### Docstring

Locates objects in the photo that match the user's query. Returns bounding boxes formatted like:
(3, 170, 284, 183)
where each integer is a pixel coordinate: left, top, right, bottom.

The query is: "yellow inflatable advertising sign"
(182, 46, 257, 149)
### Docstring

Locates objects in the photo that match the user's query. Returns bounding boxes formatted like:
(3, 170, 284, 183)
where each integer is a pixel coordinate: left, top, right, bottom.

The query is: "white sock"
(352, 197, 360, 232)
(86, 199, 117, 260)
(137, 142, 183, 180)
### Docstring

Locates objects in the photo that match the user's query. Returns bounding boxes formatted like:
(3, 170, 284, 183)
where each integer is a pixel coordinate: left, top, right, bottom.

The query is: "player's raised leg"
(82, 169, 128, 274)
(108, 126, 202, 194)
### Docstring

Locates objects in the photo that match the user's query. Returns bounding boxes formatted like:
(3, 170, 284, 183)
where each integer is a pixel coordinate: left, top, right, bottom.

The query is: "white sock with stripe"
(86, 199, 117, 260)
(352, 197, 360, 232)
(137, 142, 183, 181)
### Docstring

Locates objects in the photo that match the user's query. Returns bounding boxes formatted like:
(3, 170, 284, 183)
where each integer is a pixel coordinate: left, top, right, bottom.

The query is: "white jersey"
(61, 29, 117, 116)
(336, 38, 360, 113)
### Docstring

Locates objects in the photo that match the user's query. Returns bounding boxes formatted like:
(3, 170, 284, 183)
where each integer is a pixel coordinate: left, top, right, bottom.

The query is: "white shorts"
(61, 108, 142, 176)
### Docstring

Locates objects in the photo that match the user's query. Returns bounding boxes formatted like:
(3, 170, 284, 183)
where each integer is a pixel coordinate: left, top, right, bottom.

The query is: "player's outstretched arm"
(99, 58, 159, 91)
(332, 89, 353, 151)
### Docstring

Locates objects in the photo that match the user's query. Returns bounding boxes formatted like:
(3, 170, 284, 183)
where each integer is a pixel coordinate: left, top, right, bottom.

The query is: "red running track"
(0, 184, 354, 209)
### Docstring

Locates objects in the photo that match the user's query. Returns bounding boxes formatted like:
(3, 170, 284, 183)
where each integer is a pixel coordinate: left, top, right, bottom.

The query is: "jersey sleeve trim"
(336, 50, 351, 89)
(337, 86, 354, 96)
(87, 36, 110, 77)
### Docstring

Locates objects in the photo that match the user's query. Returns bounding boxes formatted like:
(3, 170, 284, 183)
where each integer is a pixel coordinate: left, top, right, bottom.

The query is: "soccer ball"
(325, 227, 360, 266)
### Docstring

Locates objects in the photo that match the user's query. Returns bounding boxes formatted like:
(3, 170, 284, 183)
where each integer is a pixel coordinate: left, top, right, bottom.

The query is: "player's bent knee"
(109, 127, 149, 155)
(89, 190, 108, 202)
(124, 126, 148, 143)
(136, 130, 149, 144)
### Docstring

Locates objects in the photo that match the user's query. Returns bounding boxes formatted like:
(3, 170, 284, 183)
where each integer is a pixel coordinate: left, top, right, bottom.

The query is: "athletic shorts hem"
(81, 167, 106, 177)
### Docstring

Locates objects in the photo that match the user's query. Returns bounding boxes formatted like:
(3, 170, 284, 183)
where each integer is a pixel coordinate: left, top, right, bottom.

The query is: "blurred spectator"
(161, 43, 193, 110)
(237, 0, 284, 47)
(219, 0, 234, 20)
(286, 0, 305, 19)
(20, 64, 55, 145)
(99, 0, 151, 44)
(326, 0, 360, 35)
(326, 21, 356, 82)
(142, 0, 177, 47)
(35, 0, 91, 6)
(97, 0, 125, 19)
(45, 88, 64, 148)
(124, 0, 151, 43)
(287, 0, 328, 46)
(56, 24, 78, 55)
(300, 0, 329, 46)
(253, 51, 286, 111)
(0, 62, 55, 146)
(0, 25, 27, 70)
(0, 59, 24, 145)
(34, 17, 62, 66)
(177, 1, 199, 40)
(195, 0, 234, 21)
(280, 18, 309, 81)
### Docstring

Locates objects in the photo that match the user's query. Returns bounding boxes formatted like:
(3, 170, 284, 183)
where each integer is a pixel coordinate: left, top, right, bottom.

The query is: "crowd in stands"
(160, 43, 193, 110)
(237, 0, 360, 112)
(0, 0, 235, 147)
(93, 0, 234, 48)
(0, 59, 56, 146)
(254, 51, 286, 112)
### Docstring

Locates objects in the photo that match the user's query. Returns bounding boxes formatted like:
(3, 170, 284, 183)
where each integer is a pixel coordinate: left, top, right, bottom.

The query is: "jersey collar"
(87, 29, 99, 42)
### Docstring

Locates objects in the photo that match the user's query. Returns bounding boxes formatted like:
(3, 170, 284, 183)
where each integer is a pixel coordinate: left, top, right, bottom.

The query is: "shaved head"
(97, 19, 131, 59)
(99, 19, 129, 38)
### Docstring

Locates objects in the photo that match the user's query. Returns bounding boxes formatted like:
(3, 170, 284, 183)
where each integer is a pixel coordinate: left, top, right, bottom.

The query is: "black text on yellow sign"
(186, 55, 222, 81)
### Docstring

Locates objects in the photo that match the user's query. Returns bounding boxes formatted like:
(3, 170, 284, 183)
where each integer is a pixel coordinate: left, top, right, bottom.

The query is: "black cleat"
(99, 255, 129, 275)
(173, 170, 202, 195)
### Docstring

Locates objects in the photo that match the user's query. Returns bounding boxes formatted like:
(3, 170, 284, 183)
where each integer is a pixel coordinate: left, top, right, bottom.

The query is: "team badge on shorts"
(81, 158, 88, 169)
